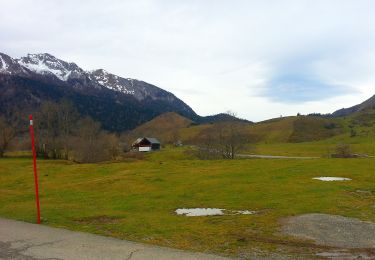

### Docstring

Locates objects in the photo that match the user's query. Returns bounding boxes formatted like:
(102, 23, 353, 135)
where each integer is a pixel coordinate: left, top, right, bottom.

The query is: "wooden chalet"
(132, 137, 161, 152)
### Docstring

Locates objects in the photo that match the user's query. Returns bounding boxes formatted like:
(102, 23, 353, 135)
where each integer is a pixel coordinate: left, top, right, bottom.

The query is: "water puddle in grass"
(175, 208, 256, 217)
(313, 177, 351, 181)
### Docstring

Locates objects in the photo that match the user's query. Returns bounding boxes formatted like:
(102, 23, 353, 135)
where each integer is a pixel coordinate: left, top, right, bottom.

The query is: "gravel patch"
(316, 250, 375, 259)
(282, 213, 375, 248)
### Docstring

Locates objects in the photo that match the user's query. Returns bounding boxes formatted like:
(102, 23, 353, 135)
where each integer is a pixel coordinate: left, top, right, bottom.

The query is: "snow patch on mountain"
(0, 54, 9, 71)
(0, 53, 30, 75)
(90, 69, 135, 95)
(19, 59, 66, 80)
(18, 54, 73, 80)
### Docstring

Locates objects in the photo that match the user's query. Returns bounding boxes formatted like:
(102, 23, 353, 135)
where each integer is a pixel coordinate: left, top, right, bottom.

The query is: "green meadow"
(0, 148, 374, 257)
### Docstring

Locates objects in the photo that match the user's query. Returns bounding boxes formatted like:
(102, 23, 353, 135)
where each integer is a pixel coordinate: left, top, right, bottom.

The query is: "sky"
(1, 0, 375, 121)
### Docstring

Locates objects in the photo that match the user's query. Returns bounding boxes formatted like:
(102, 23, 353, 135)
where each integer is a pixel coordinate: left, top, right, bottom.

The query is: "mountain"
(128, 112, 193, 143)
(197, 113, 250, 124)
(17, 53, 86, 81)
(332, 95, 375, 117)
(0, 53, 30, 76)
(0, 52, 201, 131)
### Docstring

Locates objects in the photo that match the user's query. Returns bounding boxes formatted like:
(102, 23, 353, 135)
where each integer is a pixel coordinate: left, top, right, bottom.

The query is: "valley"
(1, 52, 375, 258)
(0, 147, 374, 258)
(2, 2, 375, 259)
(1, 105, 375, 257)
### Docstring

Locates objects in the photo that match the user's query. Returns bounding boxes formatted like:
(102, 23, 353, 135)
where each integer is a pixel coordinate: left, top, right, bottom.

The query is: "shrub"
(332, 144, 353, 158)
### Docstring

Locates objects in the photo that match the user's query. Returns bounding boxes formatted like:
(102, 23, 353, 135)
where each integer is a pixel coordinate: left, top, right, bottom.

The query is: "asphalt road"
(0, 218, 230, 260)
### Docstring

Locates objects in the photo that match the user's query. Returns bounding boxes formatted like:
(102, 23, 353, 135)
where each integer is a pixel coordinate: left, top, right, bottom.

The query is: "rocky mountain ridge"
(332, 95, 375, 117)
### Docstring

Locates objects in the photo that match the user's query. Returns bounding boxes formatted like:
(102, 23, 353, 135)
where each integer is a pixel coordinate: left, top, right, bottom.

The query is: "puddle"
(175, 208, 256, 216)
(176, 208, 224, 216)
(313, 177, 351, 181)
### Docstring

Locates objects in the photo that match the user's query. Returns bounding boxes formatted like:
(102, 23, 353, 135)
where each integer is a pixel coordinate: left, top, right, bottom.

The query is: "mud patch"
(282, 213, 375, 248)
(175, 208, 256, 216)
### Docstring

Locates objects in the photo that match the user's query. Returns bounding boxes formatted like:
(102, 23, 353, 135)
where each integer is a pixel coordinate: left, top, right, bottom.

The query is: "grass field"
(0, 148, 374, 257)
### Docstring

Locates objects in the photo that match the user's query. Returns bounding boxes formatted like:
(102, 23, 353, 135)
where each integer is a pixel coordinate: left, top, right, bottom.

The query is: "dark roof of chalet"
(132, 137, 160, 145)
(145, 137, 160, 144)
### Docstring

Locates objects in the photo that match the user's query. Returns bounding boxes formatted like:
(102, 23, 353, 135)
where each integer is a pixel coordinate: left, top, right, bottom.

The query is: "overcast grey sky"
(1, 0, 374, 121)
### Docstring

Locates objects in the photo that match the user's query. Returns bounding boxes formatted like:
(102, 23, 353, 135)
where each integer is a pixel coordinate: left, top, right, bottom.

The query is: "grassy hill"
(127, 112, 193, 144)
(127, 108, 375, 157)
(177, 115, 343, 144)
(128, 113, 343, 145)
(253, 109, 375, 156)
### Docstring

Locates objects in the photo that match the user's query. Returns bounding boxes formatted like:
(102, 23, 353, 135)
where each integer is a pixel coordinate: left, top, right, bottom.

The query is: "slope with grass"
(148, 114, 341, 145)
(166, 115, 343, 147)
(126, 107, 375, 158)
(127, 112, 193, 144)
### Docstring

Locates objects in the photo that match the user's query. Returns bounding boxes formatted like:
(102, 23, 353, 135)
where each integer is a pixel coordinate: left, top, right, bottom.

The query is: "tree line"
(1, 103, 253, 162)
(0, 100, 122, 162)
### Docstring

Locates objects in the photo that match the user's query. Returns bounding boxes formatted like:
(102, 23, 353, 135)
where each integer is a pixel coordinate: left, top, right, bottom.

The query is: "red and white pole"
(29, 115, 41, 224)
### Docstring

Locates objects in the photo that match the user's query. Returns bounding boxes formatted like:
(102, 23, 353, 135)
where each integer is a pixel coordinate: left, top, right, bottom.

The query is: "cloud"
(263, 73, 354, 102)
(1, 0, 375, 121)
(258, 50, 359, 103)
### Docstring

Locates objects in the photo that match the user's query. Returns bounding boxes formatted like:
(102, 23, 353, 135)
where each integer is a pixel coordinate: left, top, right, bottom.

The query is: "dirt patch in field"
(281, 213, 375, 249)
(74, 215, 121, 224)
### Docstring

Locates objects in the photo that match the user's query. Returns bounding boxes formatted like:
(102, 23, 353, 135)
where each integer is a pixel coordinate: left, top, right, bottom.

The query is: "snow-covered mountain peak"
(0, 52, 29, 75)
(90, 69, 135, 95)
(1, 52, 180, 102)
(17, 53, 84, 81)
(0, 51, 197, 125)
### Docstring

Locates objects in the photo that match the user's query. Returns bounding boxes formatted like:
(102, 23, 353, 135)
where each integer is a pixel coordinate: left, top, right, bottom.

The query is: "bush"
(331, 144, 353, 158)
(350, 128, 357, 137)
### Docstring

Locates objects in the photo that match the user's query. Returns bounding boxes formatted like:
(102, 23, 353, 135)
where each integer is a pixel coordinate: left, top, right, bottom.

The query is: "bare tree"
(193, 111, 250, 160)
(73, 117, 111, 163)
(57, 99, 79, 160)
(119, 132, 133, 152)
(34, 100, 79, 159)
(35, 101, 61, 158)
(0, 116, 16, 157)
(105, 133, 120, 160)
(332, 143, 353, 158)
(193, 127, 222, 159)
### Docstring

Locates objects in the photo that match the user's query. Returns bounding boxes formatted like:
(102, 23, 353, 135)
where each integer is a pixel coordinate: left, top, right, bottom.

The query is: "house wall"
(151, 143, 160, 150)
(139, 146, 151, 152)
